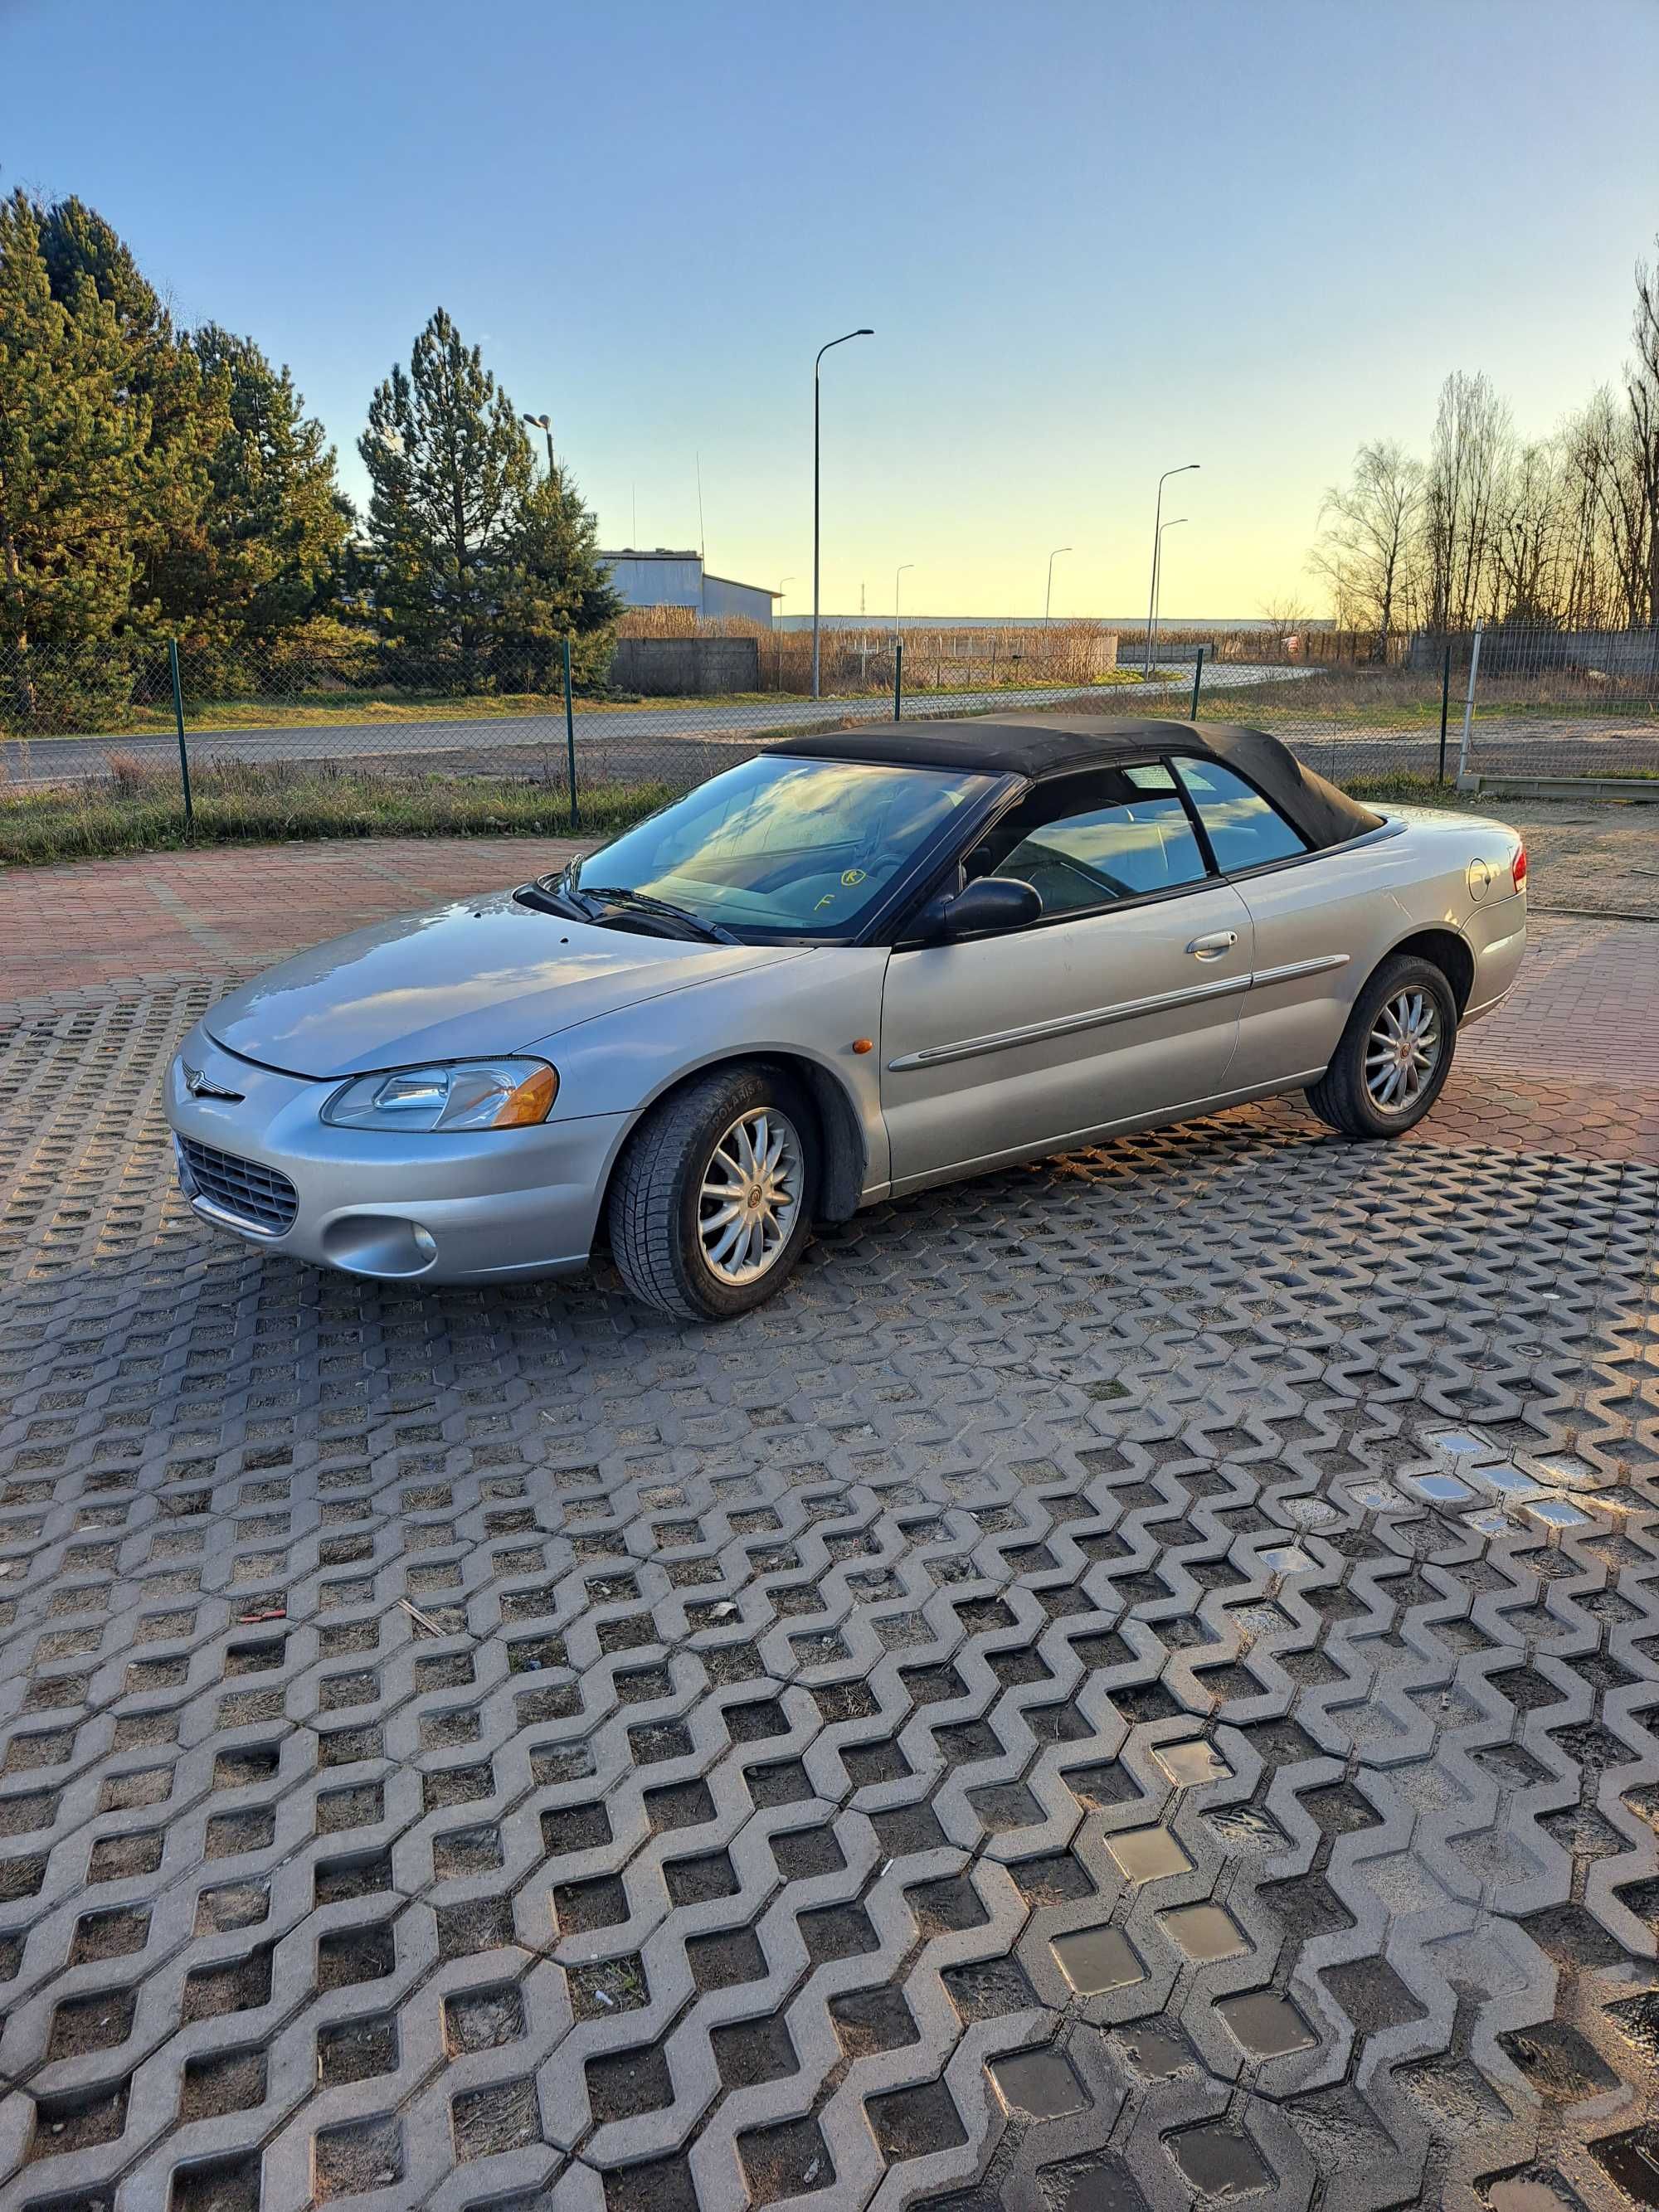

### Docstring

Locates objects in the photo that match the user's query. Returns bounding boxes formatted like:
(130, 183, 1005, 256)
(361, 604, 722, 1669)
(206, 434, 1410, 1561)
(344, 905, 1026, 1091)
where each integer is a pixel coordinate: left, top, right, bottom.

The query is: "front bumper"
(164, 1025, 630, 1283)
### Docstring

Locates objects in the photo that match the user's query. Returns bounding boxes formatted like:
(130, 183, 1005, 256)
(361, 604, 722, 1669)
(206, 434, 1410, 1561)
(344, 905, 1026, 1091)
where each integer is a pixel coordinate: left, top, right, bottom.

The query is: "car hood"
(203, 889, 809, 1079)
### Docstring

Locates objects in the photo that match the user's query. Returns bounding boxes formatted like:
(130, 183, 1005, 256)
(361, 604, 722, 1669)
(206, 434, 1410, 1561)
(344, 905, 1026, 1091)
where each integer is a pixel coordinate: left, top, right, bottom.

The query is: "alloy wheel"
(698, 1107, 804, 1285)
(1364, 989, 1442, 1114)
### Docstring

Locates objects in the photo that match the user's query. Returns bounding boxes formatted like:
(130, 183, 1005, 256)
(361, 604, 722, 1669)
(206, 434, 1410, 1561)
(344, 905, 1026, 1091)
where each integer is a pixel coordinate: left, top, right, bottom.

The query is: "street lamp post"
(813, 328, 873, 699)
(1144, 464, 1199, 674)
(522, 412, 556, 479)
(894, 563, 913, 635)
(1045, 547, 1072, 622)
(1151, 518, 1187, 675)
(777, 576, 795, 623)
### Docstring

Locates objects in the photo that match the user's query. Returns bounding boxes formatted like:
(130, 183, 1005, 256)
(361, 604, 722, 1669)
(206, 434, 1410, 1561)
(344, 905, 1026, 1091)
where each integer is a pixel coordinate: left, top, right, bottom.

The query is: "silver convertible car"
(166, 717, 1526, 1320)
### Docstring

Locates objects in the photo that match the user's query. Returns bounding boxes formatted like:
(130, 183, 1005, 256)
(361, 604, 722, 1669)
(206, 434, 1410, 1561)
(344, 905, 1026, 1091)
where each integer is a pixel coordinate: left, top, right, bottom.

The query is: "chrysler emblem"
(183, 1063, 243, 1102)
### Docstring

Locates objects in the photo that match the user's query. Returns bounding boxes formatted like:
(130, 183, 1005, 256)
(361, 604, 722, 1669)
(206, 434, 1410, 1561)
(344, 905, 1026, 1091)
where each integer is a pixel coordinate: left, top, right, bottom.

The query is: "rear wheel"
(609, 1064, 815, 1320)
(1306, 954, 1457, 1139)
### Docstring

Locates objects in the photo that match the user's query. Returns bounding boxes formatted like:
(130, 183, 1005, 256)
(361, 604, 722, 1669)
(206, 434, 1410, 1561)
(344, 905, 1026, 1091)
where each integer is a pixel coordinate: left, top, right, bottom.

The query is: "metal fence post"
(1437, 640, 1452, 785)
(168, 639, 193, 827)
(893, 640, 903, 720)
(562, 635, 578, 832)
(1456, 621, 1483, 785)
(1189, 645, 1204, 721)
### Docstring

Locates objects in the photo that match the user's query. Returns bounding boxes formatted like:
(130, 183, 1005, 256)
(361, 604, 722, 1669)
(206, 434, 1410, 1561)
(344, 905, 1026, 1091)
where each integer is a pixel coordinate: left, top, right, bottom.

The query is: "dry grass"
(1197, 664, 1659, 731)
(615, 609, 1136, 696)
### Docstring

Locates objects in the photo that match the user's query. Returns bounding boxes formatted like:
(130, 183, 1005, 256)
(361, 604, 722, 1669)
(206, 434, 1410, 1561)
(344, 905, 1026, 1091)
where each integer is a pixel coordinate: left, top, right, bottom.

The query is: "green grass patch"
(0, 761, 673, 867)
(1343, 771, 1462, 804)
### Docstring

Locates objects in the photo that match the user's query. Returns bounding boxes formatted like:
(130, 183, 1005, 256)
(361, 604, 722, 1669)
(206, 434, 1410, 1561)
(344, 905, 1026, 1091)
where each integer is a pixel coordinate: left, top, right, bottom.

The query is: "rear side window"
(1175, 759, 1308, 872)
(976, 770, 1209, 916)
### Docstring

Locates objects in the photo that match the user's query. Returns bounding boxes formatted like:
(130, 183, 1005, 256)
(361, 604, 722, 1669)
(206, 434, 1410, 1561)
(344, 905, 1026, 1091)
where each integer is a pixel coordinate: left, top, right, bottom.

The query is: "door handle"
(1186, 931, 1238, 960)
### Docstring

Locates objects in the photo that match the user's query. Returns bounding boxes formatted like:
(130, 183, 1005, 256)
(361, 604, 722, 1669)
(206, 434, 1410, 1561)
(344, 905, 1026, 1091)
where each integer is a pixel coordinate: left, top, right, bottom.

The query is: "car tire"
(608, 1064, 817, 1320)
(1306, 953, 1458, 1140)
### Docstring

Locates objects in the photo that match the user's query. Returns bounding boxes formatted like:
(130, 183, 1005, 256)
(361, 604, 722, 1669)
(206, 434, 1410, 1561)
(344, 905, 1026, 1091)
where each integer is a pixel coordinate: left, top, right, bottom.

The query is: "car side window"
(970, 768, 1209, 918)
(1174, 758, 1308, 872)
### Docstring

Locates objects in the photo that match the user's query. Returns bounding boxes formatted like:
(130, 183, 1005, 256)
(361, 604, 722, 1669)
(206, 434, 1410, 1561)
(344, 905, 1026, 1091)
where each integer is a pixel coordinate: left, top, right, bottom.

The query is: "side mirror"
(912, 876, 1041, 944)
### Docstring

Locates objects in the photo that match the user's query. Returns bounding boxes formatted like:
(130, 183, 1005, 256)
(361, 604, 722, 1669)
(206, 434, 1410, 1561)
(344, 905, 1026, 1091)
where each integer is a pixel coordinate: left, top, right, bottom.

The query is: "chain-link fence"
(2, 624, 1656, 856)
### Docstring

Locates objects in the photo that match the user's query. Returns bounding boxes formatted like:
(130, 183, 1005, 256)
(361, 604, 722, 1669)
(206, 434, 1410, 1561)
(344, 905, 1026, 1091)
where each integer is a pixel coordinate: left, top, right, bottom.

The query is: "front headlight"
(322, 1059, 558, 1133)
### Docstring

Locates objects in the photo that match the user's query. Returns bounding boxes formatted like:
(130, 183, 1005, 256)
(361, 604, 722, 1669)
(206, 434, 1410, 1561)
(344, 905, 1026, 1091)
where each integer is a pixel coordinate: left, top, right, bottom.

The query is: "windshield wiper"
(519, 878, 591, 921)
(581, 886, 739, 945)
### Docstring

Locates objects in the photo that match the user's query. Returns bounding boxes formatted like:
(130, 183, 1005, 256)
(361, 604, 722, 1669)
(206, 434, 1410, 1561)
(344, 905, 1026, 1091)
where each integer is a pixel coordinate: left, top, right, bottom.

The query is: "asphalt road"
(1, 665, 1310, 787)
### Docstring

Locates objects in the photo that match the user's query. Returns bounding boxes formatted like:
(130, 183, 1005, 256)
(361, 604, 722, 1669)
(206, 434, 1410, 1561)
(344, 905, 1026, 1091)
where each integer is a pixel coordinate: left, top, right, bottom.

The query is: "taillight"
(1511, 842, 1527, 892)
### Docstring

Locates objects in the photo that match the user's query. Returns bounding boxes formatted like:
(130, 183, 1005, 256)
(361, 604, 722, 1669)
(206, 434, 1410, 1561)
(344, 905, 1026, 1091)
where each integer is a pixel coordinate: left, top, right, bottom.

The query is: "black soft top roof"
(771, 714, 1382, 853)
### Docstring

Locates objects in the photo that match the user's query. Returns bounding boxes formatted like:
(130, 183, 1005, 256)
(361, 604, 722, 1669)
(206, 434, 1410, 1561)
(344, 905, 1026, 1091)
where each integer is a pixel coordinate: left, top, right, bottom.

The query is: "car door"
(878, 763, 1255, 1188)
(1170, 756, 1404, 1089)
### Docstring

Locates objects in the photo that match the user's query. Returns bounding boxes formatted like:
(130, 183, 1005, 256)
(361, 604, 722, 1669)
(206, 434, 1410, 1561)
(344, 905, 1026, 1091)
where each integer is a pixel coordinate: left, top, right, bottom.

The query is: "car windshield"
(557, 752, 995, 941)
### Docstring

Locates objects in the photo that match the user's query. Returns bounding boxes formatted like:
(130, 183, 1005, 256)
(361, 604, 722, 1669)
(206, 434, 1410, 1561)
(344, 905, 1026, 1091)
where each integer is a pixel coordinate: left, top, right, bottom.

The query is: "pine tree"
(494, 464, 625, 692)
(37, 196, 227, 634)
(359, 309, 530, 675)
(0, 190, 144, 707)
(189, 324, 350, 663)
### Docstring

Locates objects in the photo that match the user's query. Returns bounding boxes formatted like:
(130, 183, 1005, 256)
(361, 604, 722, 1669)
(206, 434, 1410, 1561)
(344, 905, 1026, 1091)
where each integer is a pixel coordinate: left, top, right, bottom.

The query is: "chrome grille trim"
(177, 1136, 298, 1237)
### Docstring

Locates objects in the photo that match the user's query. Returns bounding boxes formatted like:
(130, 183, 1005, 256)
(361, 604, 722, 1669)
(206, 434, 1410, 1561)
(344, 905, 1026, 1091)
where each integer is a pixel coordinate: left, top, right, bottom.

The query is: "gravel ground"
(1482, 798, 1659, 918)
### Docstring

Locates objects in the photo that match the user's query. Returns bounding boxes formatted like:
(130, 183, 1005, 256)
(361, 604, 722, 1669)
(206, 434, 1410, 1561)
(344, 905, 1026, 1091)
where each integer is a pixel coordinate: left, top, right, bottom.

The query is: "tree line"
(1311, 237, 1659, 641)
(0, 191, 620, 710)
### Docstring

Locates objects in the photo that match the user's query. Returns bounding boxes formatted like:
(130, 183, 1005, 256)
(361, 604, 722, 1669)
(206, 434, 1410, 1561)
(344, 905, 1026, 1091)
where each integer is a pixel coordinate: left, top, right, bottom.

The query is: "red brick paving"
(1, 845, 1655, 1163)
(0, 835, 589, 998)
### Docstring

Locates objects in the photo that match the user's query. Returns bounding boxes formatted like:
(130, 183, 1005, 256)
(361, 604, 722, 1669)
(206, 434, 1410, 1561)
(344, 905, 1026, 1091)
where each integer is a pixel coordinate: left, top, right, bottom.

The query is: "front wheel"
(1306, 954, 1457, 1139)
(608, 1065, 816, 1320)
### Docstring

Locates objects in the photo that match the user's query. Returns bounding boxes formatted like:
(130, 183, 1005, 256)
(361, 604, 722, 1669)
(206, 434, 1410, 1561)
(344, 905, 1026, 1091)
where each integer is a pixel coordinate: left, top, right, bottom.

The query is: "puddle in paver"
(1169, 2122, 1271, 2195)
(1524, 1497, 1590, 1529)
(1479, 1464, 1538, 1496)
(990, 2049, 1087, 2117)
(1052, 1924, 1143, 1995)
(1410, 1472, 1473, 1505)
(1594, 2128, 1659, 2207)
(1217, 1990, 1315, 2058)
(1160, 1903, 1247, 1962)
(1466, 1509, 1513, 1539)
(1118, 2022, 1190, 2077)
(1489, 2184, 1592, 2212)
(1107, 1826, 1191, 1883)
(1155, 1739, 1230, 1788)
(1430, 1430, 1494, 1460)
(1261, 1545, 1316, 1577)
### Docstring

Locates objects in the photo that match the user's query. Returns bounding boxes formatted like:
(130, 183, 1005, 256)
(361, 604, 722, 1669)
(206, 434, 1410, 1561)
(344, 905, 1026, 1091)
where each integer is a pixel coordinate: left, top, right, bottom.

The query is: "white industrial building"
(599, 549, 778, 626)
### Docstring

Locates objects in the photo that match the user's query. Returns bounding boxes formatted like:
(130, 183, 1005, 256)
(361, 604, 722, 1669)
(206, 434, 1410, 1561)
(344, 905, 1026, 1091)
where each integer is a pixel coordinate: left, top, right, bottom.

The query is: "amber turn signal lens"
(852, 1038, 873, 1054)
(491, 1064, 559, 1125)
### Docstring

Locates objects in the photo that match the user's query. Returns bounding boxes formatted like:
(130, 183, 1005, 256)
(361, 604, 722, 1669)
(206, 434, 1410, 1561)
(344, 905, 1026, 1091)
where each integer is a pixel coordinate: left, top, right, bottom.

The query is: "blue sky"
(4, 0, 1657, 618)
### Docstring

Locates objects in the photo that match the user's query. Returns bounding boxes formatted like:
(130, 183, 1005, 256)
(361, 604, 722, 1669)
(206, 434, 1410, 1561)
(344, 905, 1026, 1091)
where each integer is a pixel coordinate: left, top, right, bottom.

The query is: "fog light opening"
(320, 1213, 441, 1278)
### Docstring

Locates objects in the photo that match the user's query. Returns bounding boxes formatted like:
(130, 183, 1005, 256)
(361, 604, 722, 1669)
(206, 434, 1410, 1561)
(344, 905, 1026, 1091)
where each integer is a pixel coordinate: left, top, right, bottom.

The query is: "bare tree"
(1629, 238, 1659, 626)
(1424, 372, 1511, 630)
(1304, 241, 1659, 638)
(1258, 595, 1313, 653)
(1559, 388, 1647, 626)
(1557, 396, 1618, 626)
(1307, 439, 1424, 649)
(1491, 440, 1564, 623)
